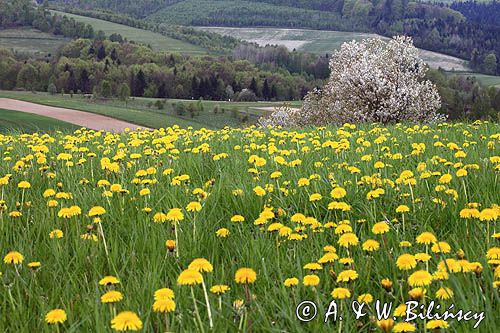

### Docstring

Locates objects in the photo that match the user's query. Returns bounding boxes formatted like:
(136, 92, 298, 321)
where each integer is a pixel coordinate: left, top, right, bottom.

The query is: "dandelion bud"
(381, 278, 393, 292)
(165, 240, 176, 252)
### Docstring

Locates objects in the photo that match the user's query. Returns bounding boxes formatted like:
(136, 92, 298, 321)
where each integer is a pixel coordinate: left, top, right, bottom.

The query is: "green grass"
(0, 108, 78, 132)
(0, 91, 300, 129)
(450, 72, 500, 88)
(199, 27, 471, 72)
(0, 122, 498, 332)
(51, 10, 207, 55)
(0, 28, 69, 56)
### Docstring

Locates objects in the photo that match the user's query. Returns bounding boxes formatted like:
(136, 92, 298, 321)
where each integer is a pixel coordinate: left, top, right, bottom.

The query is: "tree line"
(0, 38, 320, 101)
(1, 0, 96, 39)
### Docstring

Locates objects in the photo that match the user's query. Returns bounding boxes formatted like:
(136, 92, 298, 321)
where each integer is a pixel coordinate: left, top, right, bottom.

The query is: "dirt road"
(0, 98, 150, 132)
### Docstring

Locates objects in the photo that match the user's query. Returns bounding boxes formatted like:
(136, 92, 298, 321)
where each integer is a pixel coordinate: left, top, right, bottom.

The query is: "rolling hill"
(200, 27, 471, 72)
(50, 10, 208, 55)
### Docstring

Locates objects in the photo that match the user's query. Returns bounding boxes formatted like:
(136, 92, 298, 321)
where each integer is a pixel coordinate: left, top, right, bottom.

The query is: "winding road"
(0, 98, 149, 132)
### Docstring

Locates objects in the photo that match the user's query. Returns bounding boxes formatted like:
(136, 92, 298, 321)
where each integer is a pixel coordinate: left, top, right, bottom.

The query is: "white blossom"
(260, 36, 444, 127)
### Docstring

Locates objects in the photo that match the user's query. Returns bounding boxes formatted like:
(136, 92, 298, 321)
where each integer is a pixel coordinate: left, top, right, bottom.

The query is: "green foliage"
(47, 83, 57, 95)
(0, 0, 95, 39)
(118, 83, 130, 102)
(148, 0, 348, 30)
(0, 37, 317, 101)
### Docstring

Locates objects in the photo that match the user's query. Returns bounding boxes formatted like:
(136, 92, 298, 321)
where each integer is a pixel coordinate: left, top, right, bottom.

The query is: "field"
(0, 28, 69, 56)
(0, 122, 499, 332)
(200, 27, 471, 72)
(0, 91, 301, 129)
(451, 73, 500, 88)
(50, 11, 207, 55)
(0, 108, 78, 132)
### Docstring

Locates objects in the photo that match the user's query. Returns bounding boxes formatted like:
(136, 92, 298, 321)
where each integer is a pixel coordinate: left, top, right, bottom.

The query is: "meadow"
(0, 91, 301, 131)
(50, 11, 207, 55)
(0, 121, 499, 332)
(451, 73, 500, 88)
(0, 28, 69, 56)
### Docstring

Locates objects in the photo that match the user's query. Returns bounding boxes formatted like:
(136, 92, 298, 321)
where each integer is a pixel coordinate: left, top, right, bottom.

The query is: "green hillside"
(147, 0, 348, 30)
(50, 10, 208, 55)
(200, 27, 470, 72)
(0, 28, 69, 56)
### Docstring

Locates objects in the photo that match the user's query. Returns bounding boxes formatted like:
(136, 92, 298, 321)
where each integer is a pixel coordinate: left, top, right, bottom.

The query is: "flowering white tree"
(260, 36, 444, 127)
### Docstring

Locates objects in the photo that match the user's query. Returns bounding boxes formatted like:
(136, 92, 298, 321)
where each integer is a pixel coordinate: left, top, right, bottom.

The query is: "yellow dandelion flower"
(336, 270, 358, 283)
(99, 276, 120, 286)
(231, 215, 245, 223)
(210, 285, 230, 295)
(357, 293, 373, 304)
(338, 233, 359, 247)
(188, 258, 213, 273)
(303, 274, 320, 286)
(372, 222, 390, 235)
(3, 251, 23, 264)
(377, 319, 394, 332)
(331, 287, 351, 299)
(216, 228, 230, 237)
(431, 241, 451, 253)
(234, 267, 257, 284)
(396, 205, 410, 213)
(111, 311, 142, 331)
(408, 270, 433, 287)
(393, 322, 416, 332)
(303, 263, 322, 271)
(186, 201, 202, 212)
(416, 232, 437, 245)
(396, 254, 417, 270)
(284, 278, 299, 287)
(426, 320, 449, 329)
(436, 287, 453, 300)
(153, 298, 176, 313)
(101, 291, 123, 303)
(154, 288, 175, 300)
(177, 269, 203, 286)
(45, 309, 67, 325)
(362, 239, 380, 252)
(166, 208, 184, 222)
(88, 206, 106, 217)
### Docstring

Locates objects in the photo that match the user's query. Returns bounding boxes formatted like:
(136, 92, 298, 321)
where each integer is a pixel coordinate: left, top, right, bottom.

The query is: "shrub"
(47, 83, 57, 95)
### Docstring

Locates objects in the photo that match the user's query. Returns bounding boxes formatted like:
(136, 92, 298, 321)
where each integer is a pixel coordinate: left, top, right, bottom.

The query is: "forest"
(0, 38, 321, 101)
(47, 0, 500, 75)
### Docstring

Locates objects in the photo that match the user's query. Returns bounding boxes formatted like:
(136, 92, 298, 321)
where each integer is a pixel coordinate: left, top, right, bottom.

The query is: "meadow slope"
(0, 122, 499, 331)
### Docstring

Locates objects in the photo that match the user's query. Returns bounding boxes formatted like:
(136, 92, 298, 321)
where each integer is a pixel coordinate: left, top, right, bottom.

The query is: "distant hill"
(46, 0, 500, 76)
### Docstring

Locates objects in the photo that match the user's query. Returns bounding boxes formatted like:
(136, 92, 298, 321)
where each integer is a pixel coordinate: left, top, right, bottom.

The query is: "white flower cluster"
(260, 36, 444, 127)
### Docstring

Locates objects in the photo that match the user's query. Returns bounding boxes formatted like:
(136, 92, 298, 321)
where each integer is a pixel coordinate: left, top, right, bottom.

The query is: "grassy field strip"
(0, 91, 302, 129)
(199, 27, 470, 72)
(0, 28, 69, 55)
(450, 72, 500, 88)
(50, 10, 207, 55)
(0, 99, 153, 132)
(0, 91, 204, 129)
(0, 108, 78, 132)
